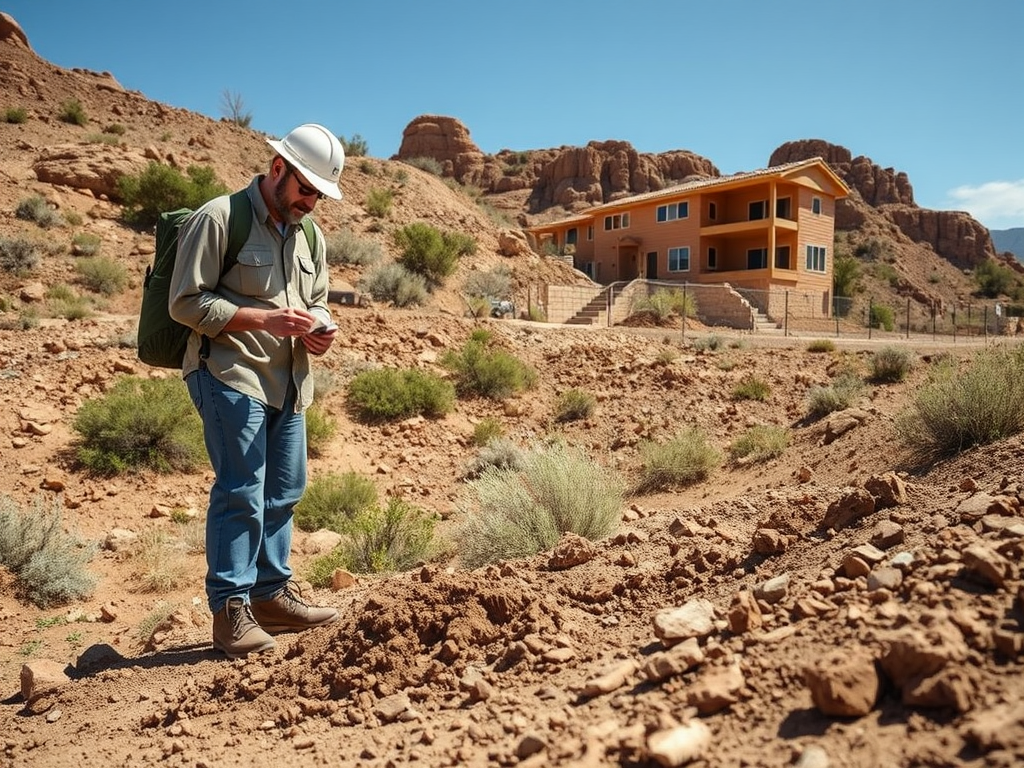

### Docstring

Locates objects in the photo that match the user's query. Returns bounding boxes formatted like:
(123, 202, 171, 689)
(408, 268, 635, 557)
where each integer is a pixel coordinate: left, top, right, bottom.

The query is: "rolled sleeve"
(168, 202, 239, 337)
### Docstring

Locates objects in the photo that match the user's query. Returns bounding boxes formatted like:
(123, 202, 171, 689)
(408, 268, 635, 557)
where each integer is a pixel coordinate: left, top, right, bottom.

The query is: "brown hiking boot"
(212, 597, 276, 659)
(250, 582, 339, 633)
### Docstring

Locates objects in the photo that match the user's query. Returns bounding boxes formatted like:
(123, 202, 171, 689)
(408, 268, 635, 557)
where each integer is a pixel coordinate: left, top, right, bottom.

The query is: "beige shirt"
(168, 177, 330, 412)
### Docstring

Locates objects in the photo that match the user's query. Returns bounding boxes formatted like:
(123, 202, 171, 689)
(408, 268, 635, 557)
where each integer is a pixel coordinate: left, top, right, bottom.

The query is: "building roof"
(527, 157, 849, 231)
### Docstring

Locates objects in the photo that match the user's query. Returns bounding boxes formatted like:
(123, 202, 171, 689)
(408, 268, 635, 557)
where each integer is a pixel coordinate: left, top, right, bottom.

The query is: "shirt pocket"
(235, 247, 275, 298)
(296, 253, 316, 302)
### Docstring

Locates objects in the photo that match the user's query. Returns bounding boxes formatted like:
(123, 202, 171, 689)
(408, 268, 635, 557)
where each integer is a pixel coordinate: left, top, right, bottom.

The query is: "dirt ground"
(0, 16, 1023, 768)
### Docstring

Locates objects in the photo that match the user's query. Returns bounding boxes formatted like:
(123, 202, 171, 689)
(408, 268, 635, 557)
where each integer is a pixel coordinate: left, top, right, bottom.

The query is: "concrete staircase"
(566, 284, 626, 326)
(752, 308, 783, 333)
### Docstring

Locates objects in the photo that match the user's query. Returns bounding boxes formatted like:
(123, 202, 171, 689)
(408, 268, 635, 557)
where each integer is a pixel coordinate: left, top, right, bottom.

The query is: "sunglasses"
(282, 160, 325, 201)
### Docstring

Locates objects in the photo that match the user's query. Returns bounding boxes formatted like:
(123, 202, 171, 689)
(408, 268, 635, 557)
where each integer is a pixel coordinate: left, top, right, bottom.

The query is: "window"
(587, 225, 594, 241)
(749, 200, 768, 220)
(656, 201, 689, 222)
(708, 202, 717, 221)
(603, 213, 630, 231)
(747, 248, 767, 269)
(806, 245, 827, 272)
(812, 197, 822, 215)
(776, 197, 791, 219)
(707, 246, 717, 270)
(774, 246, 790, 269)
(668, 247, 690, 272)
(581, 262, 594, 278)
(566, 228, 578, 245)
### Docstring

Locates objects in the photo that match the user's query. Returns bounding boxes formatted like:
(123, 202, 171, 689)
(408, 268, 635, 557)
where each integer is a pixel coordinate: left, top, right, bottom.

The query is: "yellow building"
(525, 157, 849, 322)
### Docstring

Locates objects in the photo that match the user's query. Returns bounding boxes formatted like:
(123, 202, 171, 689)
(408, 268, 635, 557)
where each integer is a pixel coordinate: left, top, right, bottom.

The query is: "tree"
(219, 90, 252, 128)
(340, 134, 369, 157)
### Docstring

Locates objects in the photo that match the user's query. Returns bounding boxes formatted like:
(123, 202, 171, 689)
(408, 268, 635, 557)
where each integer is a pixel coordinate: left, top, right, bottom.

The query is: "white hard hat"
(266, 123, 344, 200)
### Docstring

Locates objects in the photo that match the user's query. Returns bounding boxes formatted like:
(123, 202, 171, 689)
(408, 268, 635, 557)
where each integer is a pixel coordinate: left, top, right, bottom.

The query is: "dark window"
(707, 247, 717, 270)
(812, 197, 822, 215)
(774, 245, 790, 269)
(776, 197, 791, 219)
(709, 202, 717, 221)
(749, 200, 767, 220)
(566, 228, 578, 245)
(747, 248, 767, 269)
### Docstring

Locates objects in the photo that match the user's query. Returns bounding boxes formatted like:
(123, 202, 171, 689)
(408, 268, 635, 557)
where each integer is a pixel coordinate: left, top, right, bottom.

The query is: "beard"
(272, 176, 306, 226)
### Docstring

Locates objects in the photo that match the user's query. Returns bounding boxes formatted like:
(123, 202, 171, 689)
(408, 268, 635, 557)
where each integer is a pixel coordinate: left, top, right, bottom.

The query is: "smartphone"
(312, 322, 338, 335)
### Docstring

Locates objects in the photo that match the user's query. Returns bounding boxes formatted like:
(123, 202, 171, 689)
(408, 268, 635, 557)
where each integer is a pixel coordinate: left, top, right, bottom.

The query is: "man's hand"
(301, 325, 337, 355)
(225, 307, 318, 336)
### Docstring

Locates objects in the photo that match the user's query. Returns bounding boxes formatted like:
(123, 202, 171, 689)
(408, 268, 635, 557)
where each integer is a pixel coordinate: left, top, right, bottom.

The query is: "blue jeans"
(186, 367, 306, 613)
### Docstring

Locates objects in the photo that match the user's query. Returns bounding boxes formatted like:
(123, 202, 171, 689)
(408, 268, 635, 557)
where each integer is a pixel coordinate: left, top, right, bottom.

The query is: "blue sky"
(6, 1, 1023, 231)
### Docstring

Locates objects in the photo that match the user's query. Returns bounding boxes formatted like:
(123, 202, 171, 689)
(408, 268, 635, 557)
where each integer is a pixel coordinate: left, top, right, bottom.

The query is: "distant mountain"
(992, 228, 1024, 261)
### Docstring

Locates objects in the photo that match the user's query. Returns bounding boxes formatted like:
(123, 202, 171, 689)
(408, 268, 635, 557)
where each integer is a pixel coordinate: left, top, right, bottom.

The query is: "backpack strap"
(299, 216, 319, 275)
(224, 189, 252, 272)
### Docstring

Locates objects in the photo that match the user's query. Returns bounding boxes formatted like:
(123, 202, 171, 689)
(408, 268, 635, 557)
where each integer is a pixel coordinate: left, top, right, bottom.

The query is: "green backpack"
(137, 190, 316, 368)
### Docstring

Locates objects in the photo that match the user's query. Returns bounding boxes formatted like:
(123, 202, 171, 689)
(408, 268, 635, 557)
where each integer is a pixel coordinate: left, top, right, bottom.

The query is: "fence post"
(784, 290, 789, 337)
(868, 297, 873, 340)
(952, 306, 957, 343)
(906, 297, 911, 339)
(681, 282, 687, 344)
(984, 306, 989, 342)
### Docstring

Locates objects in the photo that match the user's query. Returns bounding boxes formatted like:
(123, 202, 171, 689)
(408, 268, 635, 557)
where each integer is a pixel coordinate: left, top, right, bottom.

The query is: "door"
(646, 252, 658, 280)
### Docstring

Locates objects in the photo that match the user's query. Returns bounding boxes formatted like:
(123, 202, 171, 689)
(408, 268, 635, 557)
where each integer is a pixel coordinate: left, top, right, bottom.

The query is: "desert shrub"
(294, 471, 378, 533)
(896, 345, 1024, 463)
(134, 529, 190, 593)
(403, 156, 443, 175)
(691, 334, 723, 352)
(359, 262, 429, 307)
(0, 236, 40, 273)
(71, 232, 102, 256)
(463, 265, 512, 300)
(325, 229, 382, 266)
(441, 333, 537, 400)
(472, 417, 504, 446)
(634, 427, 722, 493)
(58, 98, 88, 126)
(136, 602, 175, 646)
(305, 403, 337, 458)
(527, 304, 547, 322)
(806, 339, 835, 353)
(832, 253, 862, 300)
(553, 388, 596, 422)
(16, 195, 64, 228)
(656, 347, 680, 364)
(365, 187, 393, 218)
(72, 376, 206, 474)
(456, 442, 623, 568)
(973, 259, 1017, 298)
(117, 162, 229, 226)
(75, 256, 128, 295)
(103, 123, 126, 135)
(871, 346, 914, 383)
(394, 222, 475, 288)
(304, 548, 350, 588)
(729, 425, 790, 463)
(870, 304, 895, 332)
(346, 367, 455, 421)
(46, 283, 94, 320)
(732, 376, 770, 401)
(340, 134, 369, 157)
(3, 107, 27, 123)
(463, 437, 525, 479)
(806, 372, 864, 417)
(337, 497, 437, 573)
(0, 496, 96, 607)
(85, 132, 120, 146)
(632, 289, 697, 322)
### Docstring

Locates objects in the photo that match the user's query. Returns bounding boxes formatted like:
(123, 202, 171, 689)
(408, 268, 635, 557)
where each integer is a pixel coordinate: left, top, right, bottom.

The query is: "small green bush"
(871, 346, 914, 383)
(365, 187, 393, 218)
(4, 107, 28, 123)
(325, 229, 382, 266)
(729, 425, 790, 463)
(117, 162, 229, 226)
(896, 345, 1024, 463)
(732, 376, 771, 401)
(103, 123, 126, 135)
(807, 372, 864, 417)
(441, 335, 537, 400)
(346, 367, 455, 421)
(635, 427, 722, 493)
(359, 262, 429, 307)
(403, 156, 443, 175)
(472, 417, 504, 446)
(807, 339, 835, 353)
(338, 497, 437, 573)
(71, 232, 102, 256)
(463, 265, 512, 300)
(305, 403, 337, 458)
(294, 471, 378, 533)
(340, 134, 369, 157)
(0, 496, 96, 608)
(870, 304, 895, 332)
(0, 236, 40, 273)
(463, 437, 524, 479)
(304, 548, 349, 588)
(394, 222, 475, 288)
(16, 195, 64, 228)
(72, 376, 206, 474)
(58, 98, 88, 126)
(75, 256, 128, 295)
(631, 289, 697, 322)
(691, 334, 723, 352)
(456, 442, 623, 568)
(46, 283, 94, 320)
(554, 388, 596, 422)
(85, 132, 120, 146)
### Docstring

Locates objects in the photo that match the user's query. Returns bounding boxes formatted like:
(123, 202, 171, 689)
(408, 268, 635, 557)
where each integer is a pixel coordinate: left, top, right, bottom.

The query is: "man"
(169, 123, 344, 659)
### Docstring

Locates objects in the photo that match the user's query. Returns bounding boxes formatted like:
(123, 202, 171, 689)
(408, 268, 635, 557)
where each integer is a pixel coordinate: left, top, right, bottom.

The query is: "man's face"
(272, 159, 322, 226)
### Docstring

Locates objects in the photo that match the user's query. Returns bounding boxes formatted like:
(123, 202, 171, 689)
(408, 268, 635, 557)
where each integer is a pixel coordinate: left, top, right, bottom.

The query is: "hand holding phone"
(312, 322, 338, 335)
